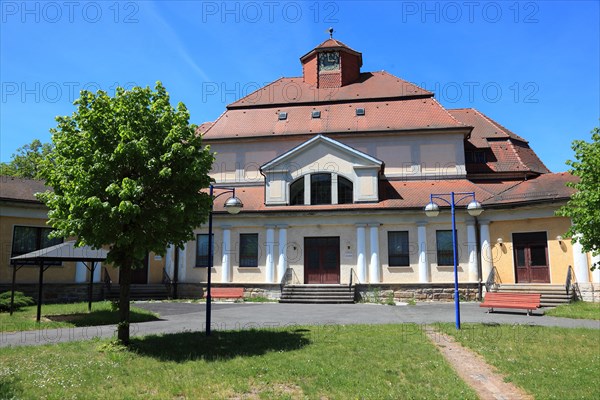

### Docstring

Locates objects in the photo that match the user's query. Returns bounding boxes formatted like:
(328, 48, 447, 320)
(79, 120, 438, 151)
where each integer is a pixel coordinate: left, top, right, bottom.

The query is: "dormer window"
(288, 173, 354, 206)
(312, 110, 321, 119)
(356, 107, 365, 116)
(318, 52, 340, 71)
(278, 112, 288, 120)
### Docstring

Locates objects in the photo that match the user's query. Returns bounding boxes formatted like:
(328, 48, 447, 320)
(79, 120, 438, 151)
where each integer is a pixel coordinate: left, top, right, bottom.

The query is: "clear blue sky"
(1, 1, 598, 173)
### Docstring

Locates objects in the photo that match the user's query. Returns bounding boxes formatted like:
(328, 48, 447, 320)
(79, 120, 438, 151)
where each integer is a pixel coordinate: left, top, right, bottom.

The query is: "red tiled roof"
(211, 179, 496, 213)
(0, 176, 48, 203)
(449, 108, 527, 146)
(196, 121, 213, 135)
(483, 173, 576, 205)
(227, 72, 432, 108)
(300, 38, 362, 62)
(202, 97, 468, 140)
(450, 108, 550, 175)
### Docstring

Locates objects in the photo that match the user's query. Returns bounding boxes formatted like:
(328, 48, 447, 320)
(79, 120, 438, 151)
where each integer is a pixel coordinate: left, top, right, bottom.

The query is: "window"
(239, 234, 259, 267)
(465, 150, 486, 163)
(290, 177, 305, 205)
(11, 226, 63, 265)
(388, 231, 409, 266)
(436, 230, 454, 266)
(337, 176, 353, 204)
(196, 234, 211, 267)
(311, 173, 331, 205)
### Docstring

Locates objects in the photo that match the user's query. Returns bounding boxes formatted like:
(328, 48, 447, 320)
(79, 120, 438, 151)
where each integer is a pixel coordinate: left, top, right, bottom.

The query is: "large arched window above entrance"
(311, 173, 332, 205)
(338, 176, 353, 204)
(289, 177, 305, 205)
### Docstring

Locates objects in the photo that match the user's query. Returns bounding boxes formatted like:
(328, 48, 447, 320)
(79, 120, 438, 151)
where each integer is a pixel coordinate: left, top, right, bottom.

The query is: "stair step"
(280, 284, 356, 304)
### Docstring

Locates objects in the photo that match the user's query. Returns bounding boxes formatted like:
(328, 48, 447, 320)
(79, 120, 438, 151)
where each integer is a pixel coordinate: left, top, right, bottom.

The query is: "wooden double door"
(513, 232, 550, 283)
(304, 237, 340, 284)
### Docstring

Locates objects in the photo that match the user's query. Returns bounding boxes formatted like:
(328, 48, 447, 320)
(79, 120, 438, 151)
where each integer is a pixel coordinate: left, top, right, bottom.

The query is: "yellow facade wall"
(489, 216, 574, 284)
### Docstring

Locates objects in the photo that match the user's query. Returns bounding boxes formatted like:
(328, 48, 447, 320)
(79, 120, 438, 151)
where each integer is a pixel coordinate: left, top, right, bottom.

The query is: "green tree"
(37, 82, 214, 344)
(558, 127, 600, 270)
(0, 139, 54, 179)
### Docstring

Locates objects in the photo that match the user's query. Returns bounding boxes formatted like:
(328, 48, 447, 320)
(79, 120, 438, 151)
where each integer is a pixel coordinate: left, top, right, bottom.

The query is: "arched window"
(289, 177, 305, 205)
(337, 176, 353, 204)
(311, 173, 332, 205)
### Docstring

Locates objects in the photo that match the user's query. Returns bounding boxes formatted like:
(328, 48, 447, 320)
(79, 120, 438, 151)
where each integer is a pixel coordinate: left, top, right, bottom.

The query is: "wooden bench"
(480, 292, 541, 315)
(207, 287, 244, 300)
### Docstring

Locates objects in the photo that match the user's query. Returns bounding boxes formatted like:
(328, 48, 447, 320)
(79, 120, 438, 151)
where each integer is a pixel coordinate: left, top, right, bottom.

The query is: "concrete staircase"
(493, 284, 574, 307)
(279, 284, 356, 304)
(104, 284, 171, 301)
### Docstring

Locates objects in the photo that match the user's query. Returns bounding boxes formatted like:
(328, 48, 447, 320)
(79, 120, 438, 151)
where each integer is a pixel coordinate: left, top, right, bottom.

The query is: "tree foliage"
(0, 139, 54, 179)
(558, 127, 600, 270)
(37, 82, 214, 342)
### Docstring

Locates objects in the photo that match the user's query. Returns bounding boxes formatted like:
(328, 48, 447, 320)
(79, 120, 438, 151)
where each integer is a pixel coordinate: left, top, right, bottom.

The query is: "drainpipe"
(475, 216, 482, 301)
(173, 246, 179, 299)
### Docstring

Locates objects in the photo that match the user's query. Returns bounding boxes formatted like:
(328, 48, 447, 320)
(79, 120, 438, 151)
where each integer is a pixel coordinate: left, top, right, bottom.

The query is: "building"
(2, 37, 599, 302)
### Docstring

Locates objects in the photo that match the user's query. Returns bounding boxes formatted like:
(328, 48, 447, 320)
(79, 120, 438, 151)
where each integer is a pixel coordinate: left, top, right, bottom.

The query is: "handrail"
(484, 266, 501, 292)
(566, 265, 581, 299)
(103, 267, 112, 292)
(280, 268, 300, 291)
(162, 267, 172, 285)
(349, 268, 360, 288)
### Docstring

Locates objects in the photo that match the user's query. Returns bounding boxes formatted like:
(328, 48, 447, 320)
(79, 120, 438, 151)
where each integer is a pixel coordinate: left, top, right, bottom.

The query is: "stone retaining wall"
(576, 283, 600, 303)
(356, 283, 481, 303)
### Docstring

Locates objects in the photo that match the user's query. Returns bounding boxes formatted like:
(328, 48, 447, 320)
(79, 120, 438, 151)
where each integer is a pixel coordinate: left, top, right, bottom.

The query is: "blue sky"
(1, 0, 598, 173)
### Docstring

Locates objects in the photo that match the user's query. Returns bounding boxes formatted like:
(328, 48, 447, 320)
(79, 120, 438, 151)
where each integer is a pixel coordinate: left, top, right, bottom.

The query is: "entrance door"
(304, 237, 340, 284)
(131, 253, 149, 284)
(513, 232, 550, 283)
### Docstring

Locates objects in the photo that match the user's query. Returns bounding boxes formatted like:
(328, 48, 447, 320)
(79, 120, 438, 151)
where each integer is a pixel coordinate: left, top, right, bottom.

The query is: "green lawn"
(0, 301, 159, 332)
(0, 324, 477, 400)
(546, 301, 600, 320)
(442, 323, 600, 400)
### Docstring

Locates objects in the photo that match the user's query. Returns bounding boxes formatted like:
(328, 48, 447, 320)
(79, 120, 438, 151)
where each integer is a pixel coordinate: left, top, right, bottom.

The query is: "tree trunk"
(118, 265, 132, 345)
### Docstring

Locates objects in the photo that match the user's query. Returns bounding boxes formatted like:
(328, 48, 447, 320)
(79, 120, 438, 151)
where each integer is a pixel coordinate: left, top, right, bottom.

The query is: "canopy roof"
(10, 240, 108, 262)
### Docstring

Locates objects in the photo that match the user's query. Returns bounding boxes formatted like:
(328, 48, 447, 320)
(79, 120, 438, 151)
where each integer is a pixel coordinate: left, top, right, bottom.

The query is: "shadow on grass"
(46, 309, 161, 327)
(130, 329, 311, 362)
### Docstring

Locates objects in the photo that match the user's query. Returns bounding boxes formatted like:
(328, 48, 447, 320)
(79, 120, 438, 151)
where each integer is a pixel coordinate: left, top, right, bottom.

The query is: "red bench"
(207, 287, 244, 300)
(480, 292, 541, 315)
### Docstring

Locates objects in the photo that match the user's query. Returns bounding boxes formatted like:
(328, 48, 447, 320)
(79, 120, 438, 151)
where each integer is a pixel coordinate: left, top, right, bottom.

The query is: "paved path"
(1, 302, 598, 348)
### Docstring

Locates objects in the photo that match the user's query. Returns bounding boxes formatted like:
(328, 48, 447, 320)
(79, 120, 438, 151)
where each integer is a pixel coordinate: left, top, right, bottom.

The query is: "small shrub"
(385, 292, 396, 306)
(0, 291, 35, 312)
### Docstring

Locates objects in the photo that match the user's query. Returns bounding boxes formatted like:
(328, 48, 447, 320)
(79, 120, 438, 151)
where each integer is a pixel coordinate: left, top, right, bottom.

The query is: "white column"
(165, 245, 174, 278)
(265, 226, 276, 283)
(480, 221, 493, 282)
(466, 221, 479, 282)
(93, 262, 101, 283)
(356, 224, 367, 282)
(75, 261, 87, 283)
(572, 236, 590, 283)
(417, 222, 430, 283)
(591, 254, 600, 283)
(369, 224, 381, 283)
(304, 174, 311, 205)
(277, 225, 288, 281)
(331, 173, 339, 205)
(221, 227, 232, 283)
(178, 243, 187, 282)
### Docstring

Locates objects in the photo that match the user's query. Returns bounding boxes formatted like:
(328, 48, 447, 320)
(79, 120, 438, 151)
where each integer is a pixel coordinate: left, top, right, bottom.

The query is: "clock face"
(318, 52, 340, 71)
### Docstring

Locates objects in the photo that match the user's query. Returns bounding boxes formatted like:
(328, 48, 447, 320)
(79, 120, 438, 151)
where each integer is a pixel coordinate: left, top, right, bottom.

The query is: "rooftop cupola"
(300, 29, 363, 88)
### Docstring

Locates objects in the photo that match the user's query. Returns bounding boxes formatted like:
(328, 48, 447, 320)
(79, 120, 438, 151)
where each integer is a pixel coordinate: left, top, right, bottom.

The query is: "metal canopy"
(10, 241, 109, 321)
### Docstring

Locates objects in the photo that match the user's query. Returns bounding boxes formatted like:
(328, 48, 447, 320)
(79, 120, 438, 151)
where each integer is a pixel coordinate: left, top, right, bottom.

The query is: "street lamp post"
(424, 192, 483, 330)
(206, 184, 243, 336)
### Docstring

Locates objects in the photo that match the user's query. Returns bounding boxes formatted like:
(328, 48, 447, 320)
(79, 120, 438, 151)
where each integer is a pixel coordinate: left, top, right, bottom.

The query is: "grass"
(0, 324, 478, 399)
(545, 301, 600, 320)
(0, 301, 159, 332)
(441, 323, 600, 400)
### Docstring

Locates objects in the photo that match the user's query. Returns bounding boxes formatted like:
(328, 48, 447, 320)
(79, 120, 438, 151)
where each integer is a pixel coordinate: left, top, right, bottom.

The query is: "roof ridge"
(431, 97, 469, 128)
(475, 109, 528, 143)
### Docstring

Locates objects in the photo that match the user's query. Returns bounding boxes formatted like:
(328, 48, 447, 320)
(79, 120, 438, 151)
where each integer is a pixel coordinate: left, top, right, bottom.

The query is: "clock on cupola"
(318, 52, 340, 71)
